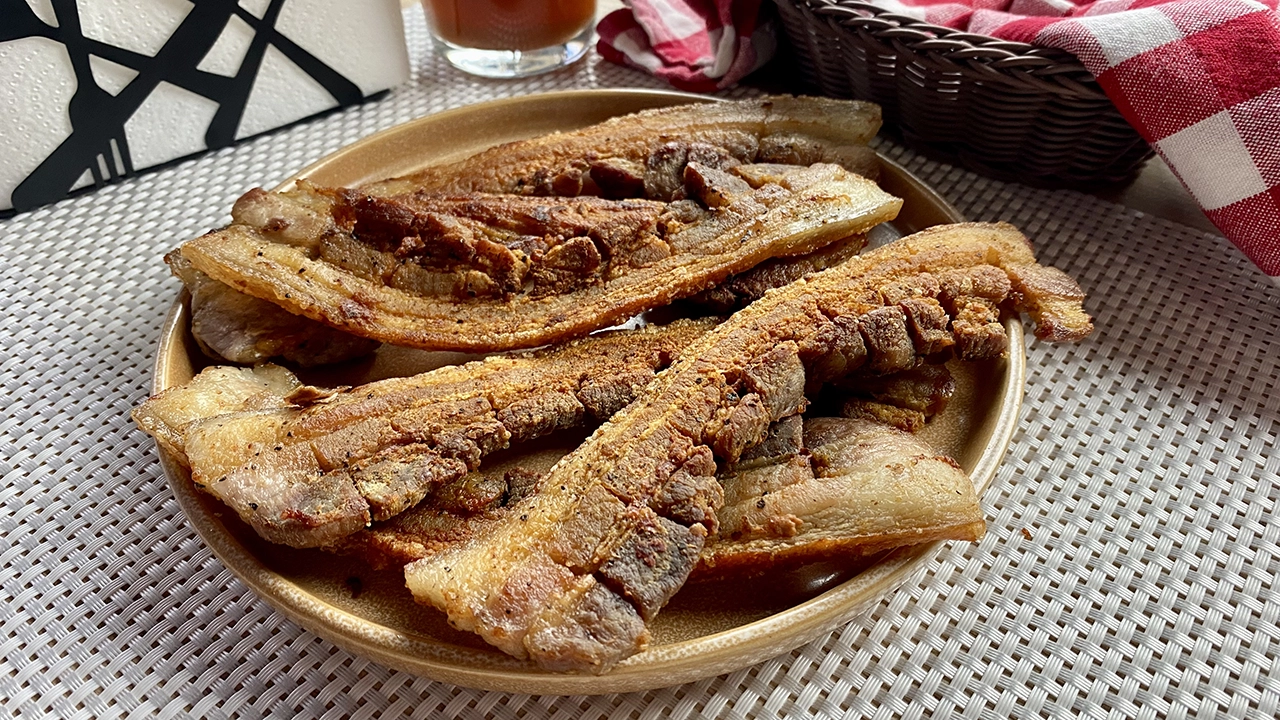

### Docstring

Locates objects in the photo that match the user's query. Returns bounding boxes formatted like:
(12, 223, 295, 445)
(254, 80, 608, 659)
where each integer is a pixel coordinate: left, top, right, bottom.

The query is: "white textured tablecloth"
(4, 8, 1279, 718)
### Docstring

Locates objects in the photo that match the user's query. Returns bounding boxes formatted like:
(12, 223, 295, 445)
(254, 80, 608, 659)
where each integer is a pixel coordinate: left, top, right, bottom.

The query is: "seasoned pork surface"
(132, 364, 302, 465)
(362, 96, 884, 198)
(834, 364, 957, 432)
(335, 435, 588, 571)
(181, 162, 900, 352)
(687, 233, 869, 312)
(167, 251, 380, 366)
(175, 97, 898, 354)
(337, 411, 982, 579)
(401, 222, 1092, 673)
(132, 320, 714, 548)
(703, 417, 985, 575)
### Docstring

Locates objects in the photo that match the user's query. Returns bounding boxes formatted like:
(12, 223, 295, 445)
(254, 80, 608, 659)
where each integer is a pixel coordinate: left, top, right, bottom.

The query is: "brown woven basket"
(774, 0, 1153, 186)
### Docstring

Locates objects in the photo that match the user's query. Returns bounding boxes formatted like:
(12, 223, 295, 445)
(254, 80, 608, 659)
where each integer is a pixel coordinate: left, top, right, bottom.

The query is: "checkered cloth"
(873, 0, 1280, 281)
(602, 0, 1280, 283)
(596, 0, 777, 91)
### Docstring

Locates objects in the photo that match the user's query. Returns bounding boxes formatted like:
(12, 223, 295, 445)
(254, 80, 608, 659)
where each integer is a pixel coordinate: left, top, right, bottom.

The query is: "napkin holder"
(1, 0, 411, 214)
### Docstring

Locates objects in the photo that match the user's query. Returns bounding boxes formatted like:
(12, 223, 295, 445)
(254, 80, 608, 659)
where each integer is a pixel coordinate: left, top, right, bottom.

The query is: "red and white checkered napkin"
(874, 0, 1280, 281)
(596, 0, 777, 92)
(600, 0, 1280, 281)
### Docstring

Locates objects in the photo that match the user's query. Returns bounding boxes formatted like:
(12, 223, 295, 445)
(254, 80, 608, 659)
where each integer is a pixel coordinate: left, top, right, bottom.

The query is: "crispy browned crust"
(134, 319, 716, 548)
(402, 222, 1091, 673)
(166, 250, 380, 366)
(180, 164, 901, 352)
(687, 233, 870, 312)
(699, 417, 985, 577)
(334, 435, 587, 570)
(178, 97, 896, 354)
(834, 363, 956, 432)
(361, 96, 884, 198)
(338, 413, 980, 576)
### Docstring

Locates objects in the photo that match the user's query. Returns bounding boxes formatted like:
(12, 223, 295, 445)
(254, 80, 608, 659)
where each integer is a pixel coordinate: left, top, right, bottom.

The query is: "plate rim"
(150, 89, 1025, 695)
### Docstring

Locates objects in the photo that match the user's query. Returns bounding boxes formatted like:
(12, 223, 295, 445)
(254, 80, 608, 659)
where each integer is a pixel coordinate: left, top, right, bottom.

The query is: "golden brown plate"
(151, 89, 1024, 695)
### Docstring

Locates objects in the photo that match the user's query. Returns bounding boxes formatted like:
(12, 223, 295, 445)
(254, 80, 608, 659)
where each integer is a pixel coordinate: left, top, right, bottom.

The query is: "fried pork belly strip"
(167, 251, 380, 366)
(688, 233, 869, 313)
(337, 368, 961, 570)
(132, 320, 714, 548)
(402, 222, 1092, 673)
(702, 417, 984, 576)
(133, 364, 303, 465)
(363, 96, 884, 198)
(181, 163, 901, 352)
(834, 363, 956, 432)
(335, 434, 589, 570)
(335, 414, 981, 575)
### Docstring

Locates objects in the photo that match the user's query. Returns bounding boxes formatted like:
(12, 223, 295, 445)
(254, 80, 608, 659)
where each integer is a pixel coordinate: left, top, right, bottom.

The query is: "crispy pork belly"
(167, 251, 379, 366)
(131, 364, 302, 465)
(334, 365, 957, 570)
(338, 414, 978, 571)
(401, 222, 1091, 673)
(834, 364, 957, 432)
(363, 96, 884, 199)
(180, 162, 901, 352)
(688, 233, 869, 312)
(701, 417, 984, 576)
(335, 434, 588, 570)
(132, 320, 714, 548)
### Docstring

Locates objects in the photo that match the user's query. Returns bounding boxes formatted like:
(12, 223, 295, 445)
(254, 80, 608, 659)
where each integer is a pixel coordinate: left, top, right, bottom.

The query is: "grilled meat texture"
(701, 417, 985, 576)
(338, 411, 982, 576)
(132, 320, 715, 548)
(335, 437, 584, 570)
(361, 96, 884, 199)
(834, 364, 957, 432)
(401, 222, 1092, 673)
(688, 233, 869, 313)
(335, 363, 960, 571)
(132, 364, 303, 466)
(323, 189, 671, 299)
(166, 250, 380, 366)
(162, 97, 887, 364)
(181, 161, 901, 352)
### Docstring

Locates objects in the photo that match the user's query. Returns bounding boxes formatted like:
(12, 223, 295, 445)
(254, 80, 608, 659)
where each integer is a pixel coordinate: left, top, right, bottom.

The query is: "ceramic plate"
(151, 89, 1025, 695)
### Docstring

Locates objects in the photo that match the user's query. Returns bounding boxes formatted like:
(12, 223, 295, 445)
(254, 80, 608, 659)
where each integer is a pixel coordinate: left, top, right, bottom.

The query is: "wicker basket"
(774, 0, 1153, 186)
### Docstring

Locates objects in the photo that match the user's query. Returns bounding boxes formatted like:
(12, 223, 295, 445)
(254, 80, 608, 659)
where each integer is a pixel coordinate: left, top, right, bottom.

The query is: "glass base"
(433, 25, 592, 79)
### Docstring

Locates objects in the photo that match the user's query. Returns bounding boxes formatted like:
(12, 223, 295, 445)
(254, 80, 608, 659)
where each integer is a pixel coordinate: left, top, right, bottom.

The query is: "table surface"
(5, 7, 1279, 719)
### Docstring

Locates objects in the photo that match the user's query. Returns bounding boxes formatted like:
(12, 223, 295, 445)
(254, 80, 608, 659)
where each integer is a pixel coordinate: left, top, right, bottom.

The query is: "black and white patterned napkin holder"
(1, 0, 411, 214)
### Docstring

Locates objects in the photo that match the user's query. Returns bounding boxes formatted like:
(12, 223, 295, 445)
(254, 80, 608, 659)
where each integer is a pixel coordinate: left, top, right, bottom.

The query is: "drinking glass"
(422, 0, 597, 78)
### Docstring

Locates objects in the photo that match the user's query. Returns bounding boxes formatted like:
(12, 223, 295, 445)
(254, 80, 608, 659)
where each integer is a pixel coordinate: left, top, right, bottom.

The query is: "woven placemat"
(4, 8, 1278, 719)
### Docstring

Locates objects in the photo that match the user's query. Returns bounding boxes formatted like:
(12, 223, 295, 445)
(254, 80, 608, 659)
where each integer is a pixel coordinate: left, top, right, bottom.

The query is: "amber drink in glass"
(423, 0, 596, 78)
